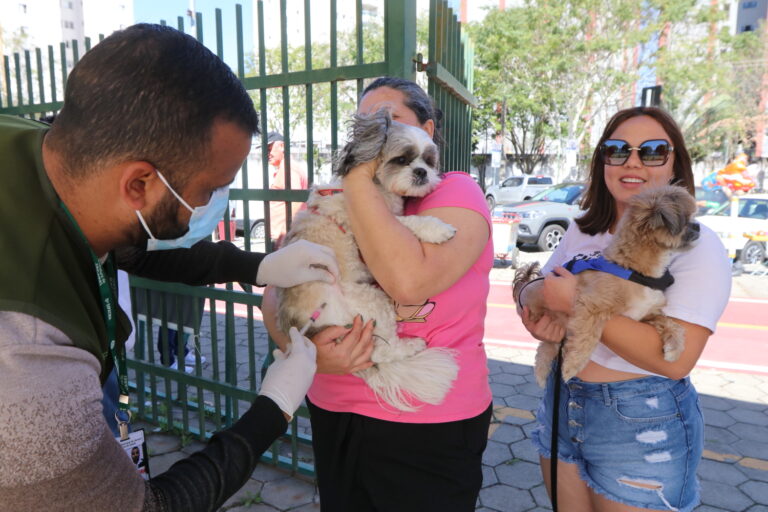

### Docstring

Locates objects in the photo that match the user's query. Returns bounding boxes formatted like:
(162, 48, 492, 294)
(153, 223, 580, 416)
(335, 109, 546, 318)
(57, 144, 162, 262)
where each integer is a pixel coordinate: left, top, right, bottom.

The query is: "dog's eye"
(424, 156, 435, 167)
(393, 156, 408, 166)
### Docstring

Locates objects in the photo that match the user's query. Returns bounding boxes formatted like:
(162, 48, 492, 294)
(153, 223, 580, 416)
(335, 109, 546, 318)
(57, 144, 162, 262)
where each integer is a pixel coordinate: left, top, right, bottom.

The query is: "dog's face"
(335, 109, 441, 197)
(622, 185, 700, 251)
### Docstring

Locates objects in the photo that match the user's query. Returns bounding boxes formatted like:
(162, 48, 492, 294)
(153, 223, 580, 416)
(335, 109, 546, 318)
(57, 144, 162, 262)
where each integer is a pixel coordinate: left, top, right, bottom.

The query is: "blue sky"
(133, 0, 254, 70)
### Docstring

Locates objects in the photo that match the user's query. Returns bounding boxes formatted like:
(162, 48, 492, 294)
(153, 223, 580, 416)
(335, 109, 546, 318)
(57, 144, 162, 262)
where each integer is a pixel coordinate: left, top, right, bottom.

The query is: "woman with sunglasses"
(261, 77, 493, 512)
(517, 107, 731, 511)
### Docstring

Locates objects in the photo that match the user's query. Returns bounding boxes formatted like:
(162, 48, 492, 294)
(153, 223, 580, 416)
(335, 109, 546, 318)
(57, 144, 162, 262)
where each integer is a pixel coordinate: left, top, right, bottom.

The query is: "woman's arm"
(261, 286, 375, 374)
(600, 316, 711, 379)
(343, 166, 489, 304)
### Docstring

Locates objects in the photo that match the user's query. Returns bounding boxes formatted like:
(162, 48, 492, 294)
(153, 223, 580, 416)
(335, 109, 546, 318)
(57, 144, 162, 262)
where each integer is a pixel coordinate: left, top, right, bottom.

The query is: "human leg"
(360, 403, 492, 512)
(539, 456, 593, 509)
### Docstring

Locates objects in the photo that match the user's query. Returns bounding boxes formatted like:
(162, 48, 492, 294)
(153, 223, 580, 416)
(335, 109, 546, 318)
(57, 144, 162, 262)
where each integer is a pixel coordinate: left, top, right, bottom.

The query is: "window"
(743, 24, 754, 32)
(502, 177, 524, 187)
(743, 1, 758, 8)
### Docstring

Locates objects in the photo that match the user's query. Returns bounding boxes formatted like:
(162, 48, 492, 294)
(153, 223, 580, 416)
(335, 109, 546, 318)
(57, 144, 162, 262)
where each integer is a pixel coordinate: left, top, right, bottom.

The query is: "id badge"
(118, 429, 151, 480)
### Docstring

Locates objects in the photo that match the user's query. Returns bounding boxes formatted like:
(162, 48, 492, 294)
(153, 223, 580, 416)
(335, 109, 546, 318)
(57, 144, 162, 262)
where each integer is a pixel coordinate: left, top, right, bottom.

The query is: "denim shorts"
(531, 370, 703, 511)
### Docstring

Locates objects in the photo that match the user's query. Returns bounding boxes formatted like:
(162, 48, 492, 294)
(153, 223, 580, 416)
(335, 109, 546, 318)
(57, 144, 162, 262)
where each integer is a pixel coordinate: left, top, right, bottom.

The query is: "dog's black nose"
(684, 221, 700, 243)
(413, 168, 427, 180)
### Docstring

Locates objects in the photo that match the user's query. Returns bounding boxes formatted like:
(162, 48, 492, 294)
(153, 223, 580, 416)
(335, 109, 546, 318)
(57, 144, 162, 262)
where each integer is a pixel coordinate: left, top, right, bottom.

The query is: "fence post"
(385, 0, 417, 80)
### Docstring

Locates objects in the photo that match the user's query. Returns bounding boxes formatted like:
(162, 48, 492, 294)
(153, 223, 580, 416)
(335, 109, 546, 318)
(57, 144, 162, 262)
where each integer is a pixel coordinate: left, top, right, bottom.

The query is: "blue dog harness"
(562, 255, 674, 291)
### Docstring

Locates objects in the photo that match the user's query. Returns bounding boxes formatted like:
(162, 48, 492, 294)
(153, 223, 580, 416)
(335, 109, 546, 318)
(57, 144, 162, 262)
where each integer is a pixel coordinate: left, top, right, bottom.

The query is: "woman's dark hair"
(577, 106, 695, 235)
(46, 23, 258, 188)
(361, 77, 444, 149)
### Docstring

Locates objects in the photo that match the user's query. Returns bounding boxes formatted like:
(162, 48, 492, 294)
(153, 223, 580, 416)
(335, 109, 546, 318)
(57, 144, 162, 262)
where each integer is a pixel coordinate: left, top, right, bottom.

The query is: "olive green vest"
(0, 115, 130, 382)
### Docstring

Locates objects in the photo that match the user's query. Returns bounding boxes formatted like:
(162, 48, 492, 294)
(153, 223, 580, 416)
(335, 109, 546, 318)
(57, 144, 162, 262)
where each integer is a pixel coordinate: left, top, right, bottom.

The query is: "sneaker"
(169, 361, 195, 374)
(185, 352, 207, 365)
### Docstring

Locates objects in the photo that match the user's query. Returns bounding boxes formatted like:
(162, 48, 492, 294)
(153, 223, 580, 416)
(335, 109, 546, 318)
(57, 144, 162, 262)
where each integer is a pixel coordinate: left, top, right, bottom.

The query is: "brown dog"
(513, 185, 700, 386)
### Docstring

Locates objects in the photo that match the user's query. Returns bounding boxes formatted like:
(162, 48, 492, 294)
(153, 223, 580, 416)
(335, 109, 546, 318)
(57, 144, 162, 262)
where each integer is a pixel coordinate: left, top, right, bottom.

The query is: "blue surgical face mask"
(135, 170, 230, 251)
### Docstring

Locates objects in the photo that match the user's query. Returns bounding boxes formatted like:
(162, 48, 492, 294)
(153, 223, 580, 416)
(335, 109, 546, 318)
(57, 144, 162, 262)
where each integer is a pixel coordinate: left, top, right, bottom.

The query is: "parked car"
(484, 174, 554, 210)
(493, 182, 586, 251)
(697, 193, 768, 264)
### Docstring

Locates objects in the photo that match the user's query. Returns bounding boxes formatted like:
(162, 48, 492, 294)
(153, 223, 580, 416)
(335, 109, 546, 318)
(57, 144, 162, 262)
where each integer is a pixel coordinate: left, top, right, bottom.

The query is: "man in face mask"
(0, 24, 337, 511)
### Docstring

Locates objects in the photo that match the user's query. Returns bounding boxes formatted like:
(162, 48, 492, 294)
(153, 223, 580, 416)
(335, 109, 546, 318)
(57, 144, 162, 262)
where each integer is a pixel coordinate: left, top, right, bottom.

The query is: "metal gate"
(0, 0, 475, 476)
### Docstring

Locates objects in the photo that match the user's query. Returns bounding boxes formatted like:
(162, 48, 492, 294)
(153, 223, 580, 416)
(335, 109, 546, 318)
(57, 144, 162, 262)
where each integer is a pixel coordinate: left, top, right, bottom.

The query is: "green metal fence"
(0, 0, 474, 477)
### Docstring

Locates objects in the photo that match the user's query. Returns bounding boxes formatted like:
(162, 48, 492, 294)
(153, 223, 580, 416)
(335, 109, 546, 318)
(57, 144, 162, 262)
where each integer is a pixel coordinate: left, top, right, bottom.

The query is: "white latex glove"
(258, 327, 317, 421)
(256, 240, 339, 287)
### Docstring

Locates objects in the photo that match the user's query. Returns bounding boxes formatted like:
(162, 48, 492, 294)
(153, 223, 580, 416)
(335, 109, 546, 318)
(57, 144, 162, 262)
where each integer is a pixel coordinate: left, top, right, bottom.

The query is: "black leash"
(550, 341, 564, 512)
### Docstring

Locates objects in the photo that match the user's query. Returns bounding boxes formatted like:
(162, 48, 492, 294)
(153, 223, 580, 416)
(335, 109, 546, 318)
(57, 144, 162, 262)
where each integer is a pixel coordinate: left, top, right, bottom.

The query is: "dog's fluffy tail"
(358, 345, 459, 412)
(512, 262, 543, 305)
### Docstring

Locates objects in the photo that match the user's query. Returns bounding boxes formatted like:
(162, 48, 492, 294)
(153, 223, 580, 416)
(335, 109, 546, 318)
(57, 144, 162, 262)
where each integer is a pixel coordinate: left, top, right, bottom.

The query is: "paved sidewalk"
(138, 268, 768, 511)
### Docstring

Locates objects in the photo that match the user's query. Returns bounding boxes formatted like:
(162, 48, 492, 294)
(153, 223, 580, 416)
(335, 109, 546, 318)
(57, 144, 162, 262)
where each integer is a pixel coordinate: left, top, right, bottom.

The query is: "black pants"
(307, 398, 492, 512)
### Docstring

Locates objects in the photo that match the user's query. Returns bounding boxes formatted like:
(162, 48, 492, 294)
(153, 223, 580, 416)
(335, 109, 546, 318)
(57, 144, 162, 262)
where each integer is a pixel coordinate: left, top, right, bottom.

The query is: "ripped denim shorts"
(531, 371, 703, 512)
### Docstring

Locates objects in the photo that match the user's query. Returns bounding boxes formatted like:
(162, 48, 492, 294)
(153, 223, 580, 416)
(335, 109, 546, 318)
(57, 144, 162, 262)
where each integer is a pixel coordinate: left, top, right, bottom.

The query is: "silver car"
(493, 182, 586, 251)
(484, 175, 554, 210)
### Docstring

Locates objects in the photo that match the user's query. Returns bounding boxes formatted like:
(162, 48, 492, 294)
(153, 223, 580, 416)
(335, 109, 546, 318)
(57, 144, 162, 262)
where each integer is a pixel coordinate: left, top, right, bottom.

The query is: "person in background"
(262, 76, 494, 512)
(0, 23, 338, 511)
(517, 107, 731, 511)
(266, 131, 308, 247)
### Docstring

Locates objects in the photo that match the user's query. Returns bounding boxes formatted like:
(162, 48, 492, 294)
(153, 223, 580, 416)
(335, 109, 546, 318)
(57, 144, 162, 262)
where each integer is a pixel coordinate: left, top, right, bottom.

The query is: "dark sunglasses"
(601, 139, 674, 167)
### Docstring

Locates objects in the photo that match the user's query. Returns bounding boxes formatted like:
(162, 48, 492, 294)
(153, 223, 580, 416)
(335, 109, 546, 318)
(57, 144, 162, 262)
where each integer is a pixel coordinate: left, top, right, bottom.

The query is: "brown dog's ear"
(333, 109, 392, 177)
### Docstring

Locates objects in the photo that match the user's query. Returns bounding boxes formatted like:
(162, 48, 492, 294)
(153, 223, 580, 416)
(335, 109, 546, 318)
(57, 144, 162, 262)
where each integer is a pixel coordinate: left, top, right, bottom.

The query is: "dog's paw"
(396, 215, 456, 244)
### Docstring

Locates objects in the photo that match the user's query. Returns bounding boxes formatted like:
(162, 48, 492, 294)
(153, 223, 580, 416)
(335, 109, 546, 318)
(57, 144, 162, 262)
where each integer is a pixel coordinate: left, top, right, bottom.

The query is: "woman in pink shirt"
(263, 77, 493, 512)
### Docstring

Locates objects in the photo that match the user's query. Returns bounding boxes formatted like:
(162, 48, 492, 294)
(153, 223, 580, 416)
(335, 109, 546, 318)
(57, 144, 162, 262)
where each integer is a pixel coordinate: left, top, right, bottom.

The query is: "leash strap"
(550, 341, 564, 512)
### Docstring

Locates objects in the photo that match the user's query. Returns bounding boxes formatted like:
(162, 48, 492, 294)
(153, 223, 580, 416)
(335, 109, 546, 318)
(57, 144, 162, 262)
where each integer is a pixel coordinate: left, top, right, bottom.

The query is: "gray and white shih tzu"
(276, 109, 459, 412)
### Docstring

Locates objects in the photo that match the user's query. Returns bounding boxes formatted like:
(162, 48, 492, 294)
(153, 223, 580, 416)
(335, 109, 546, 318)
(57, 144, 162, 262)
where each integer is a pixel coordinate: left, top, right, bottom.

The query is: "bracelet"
(517, 277, 545, 311)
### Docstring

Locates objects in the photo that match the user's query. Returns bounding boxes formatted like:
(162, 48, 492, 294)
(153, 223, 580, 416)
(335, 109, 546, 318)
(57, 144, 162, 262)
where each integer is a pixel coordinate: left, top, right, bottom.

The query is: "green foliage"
(469, 0, 768, 174)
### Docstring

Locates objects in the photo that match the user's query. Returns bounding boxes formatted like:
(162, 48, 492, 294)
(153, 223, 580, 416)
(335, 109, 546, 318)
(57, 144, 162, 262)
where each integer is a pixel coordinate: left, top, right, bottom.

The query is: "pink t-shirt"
(307, 172, 493, 423)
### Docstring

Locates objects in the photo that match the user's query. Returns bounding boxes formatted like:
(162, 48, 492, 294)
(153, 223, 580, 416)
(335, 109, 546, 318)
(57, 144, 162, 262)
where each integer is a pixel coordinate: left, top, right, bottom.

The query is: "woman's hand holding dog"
(542, 266, 577, 314)
(312, 315, 375, 374)
(521, 306, 566, 344)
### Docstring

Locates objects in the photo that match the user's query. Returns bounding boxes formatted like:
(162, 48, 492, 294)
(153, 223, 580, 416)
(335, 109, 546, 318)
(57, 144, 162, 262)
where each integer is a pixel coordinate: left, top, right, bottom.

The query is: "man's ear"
(119, 162, 159, 210)
(422, 119, 435, 139)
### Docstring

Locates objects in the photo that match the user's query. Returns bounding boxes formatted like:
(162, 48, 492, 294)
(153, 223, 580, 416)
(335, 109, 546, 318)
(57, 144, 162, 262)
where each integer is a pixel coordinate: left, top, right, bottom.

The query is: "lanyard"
(59, 202, 132, 438)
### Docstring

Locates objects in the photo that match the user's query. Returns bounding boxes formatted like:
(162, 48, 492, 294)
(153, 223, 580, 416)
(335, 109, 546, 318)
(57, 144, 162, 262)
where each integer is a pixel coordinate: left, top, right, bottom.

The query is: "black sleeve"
(116, 241, 266, 286)
(145, 396, 287, 511)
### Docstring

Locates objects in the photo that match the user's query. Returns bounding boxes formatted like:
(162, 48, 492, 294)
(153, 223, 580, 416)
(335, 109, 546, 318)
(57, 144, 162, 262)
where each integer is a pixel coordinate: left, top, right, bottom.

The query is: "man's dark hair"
(46, 23, 258, 187)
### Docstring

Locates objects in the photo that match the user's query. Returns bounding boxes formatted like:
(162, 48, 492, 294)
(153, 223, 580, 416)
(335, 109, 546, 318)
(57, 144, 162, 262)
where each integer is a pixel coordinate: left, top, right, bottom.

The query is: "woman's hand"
(312, 315, 375, 374)
(521, 306, 566, 343)
(542, 266, 577, 314)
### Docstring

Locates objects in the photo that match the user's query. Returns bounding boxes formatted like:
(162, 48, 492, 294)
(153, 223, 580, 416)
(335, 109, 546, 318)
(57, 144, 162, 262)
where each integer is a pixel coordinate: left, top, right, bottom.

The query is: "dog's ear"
(333, 109, 392, 177)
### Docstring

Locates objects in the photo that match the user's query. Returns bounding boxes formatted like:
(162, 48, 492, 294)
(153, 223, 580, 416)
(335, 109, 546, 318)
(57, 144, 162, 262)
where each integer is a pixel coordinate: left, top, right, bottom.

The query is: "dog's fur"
(276, 110, 459, 411)
(513, 185, 700, 386)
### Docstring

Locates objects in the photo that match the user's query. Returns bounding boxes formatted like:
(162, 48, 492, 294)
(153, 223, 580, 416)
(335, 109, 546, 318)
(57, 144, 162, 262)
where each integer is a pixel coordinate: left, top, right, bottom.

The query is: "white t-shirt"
(542, 221, 732, 376)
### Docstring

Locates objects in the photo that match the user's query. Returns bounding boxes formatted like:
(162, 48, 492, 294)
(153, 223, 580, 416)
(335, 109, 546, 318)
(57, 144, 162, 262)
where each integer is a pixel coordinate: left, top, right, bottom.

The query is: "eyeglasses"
(601, 139, 674, 167)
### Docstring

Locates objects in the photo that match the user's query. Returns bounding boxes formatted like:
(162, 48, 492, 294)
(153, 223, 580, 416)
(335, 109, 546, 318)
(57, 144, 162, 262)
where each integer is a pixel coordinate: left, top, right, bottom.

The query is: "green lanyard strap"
(59, 202, 131, 437)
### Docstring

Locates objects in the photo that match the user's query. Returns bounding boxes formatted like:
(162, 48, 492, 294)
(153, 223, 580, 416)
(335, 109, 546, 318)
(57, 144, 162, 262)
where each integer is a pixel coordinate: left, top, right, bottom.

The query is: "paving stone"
(704, 425, 740, 446)
(729, 408, 768, 426)
(704, 409, 738, 428)
(146, 432, 182, 455)
(482, 440, 512, 467)
(251, 464, 293, 483)
(479, 484, 535, 511)
(502, 413, 536, 426)
(746, 506, 768, 512)
(738, 464, 768, 484)
(222, 504, 278, 511)
(517, 382, 545, 397)
(700, 480, 754, 510)
(530, 483, 552, 508)
(502, 363, 535, 376)
(491, 382, 517, 398)
(698, 459, 748, 487)
(495, 460, 542, 490)
(221, 479, 264, 509)
(490, 423, 526, 444)
(505, 394, 541, 411)
(260, 477, 315, 511)
(290, 504, 321, 512)
(510, 438, 542, 464)
(693, 506, 730, 512)
(700, 395, 736, 412)
(482, 464, 499, 488)
(180, 439, 208, 455)
(730, 422, 768, 442)
(148, 450, 187, 476)
(742, 481, 768, 505)
(734, 440, 768, 461)
(491, 372, 528, 386)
